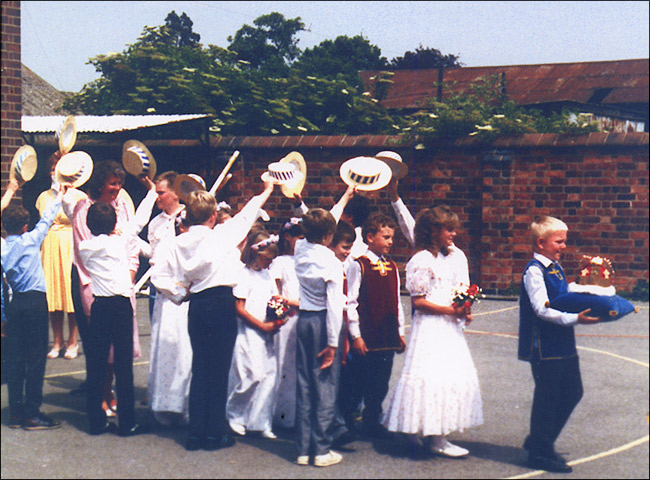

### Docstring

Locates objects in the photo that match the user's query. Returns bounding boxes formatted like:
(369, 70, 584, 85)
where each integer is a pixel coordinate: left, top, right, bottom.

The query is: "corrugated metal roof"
(360, 59, 649, 110)
(22, 114, 212, 133)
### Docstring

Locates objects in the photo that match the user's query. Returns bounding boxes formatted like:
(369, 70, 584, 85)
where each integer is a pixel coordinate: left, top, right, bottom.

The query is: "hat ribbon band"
(348, 171, 379, 185)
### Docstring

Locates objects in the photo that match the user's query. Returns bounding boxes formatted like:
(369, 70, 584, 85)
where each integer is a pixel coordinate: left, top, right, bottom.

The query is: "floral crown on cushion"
(251, 234, 279, 251)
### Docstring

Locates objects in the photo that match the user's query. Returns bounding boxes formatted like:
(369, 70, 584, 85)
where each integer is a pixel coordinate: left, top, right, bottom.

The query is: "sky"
(21, 1, 650, 93)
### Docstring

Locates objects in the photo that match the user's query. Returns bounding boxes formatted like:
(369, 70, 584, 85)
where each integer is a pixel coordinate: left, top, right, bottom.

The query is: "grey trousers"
(295, 310, 343, 457)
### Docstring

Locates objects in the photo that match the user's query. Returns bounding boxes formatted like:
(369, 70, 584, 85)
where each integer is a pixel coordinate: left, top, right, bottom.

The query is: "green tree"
(390, 45, 462, 70)
(227, 12, 305, 76)
(293, 35, 388, 87)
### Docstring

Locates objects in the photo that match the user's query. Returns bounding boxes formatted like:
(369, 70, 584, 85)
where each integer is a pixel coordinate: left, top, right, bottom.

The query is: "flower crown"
(283, 217, 302, 231)
(216, 201, 232, 212)
(251, 234, 279, 251)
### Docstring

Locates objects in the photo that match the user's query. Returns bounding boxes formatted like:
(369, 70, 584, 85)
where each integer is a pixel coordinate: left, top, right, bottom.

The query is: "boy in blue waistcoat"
(519, 216, 599, 473)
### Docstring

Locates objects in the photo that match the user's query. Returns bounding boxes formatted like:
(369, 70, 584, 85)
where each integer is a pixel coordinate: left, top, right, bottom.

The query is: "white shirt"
(523, 252, 578, 326)
(151, 193, 266, 299)
(294, 238, 345, 347)
(147, 205, 185, 255)
(346, 248, 406, 340)
(391, 197, 415, 247)
(79, 234, 136, 298)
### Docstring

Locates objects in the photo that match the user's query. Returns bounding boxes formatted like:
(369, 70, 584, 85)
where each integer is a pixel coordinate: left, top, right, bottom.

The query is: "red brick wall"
(209, 133, 649, 295)
(1, 1, 22, 203)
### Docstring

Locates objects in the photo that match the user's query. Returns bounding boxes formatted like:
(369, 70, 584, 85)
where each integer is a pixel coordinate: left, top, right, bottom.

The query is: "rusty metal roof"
(360, 59, 649, 109)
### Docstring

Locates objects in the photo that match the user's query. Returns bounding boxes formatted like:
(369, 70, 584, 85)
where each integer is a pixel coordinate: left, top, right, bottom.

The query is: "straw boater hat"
(56, 115, 77, 154)
(339, 156, 392, 191)
(55, 151, 93, 188)
(375, 150, 408, 180)
(261, 162, 305, 193)
(122, 140, 157, 179)
(278, 151, 307, 198)
(173, 174, 206, 203)
(10, 145, 38, 184)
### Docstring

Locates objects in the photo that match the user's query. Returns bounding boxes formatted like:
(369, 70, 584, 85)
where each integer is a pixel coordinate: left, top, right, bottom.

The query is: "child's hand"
(397, 336, 406, 353)
(317, 345, 337, 370)
(352, 337, 368, 356)
(292, 193, 303, 207)
(138, 175, 155, 191)
(577, 308, 600, 324)
(259, 321, 281, 334)
(386, 178, 399, 201)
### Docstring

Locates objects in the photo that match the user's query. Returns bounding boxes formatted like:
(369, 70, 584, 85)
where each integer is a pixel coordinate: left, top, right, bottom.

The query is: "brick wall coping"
(27, 131, 648, 149)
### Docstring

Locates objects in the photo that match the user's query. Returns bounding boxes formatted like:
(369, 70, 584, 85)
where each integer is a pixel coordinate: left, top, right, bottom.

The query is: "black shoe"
(8, 416, 24, 429)
(186, 436, 204, 451)
(89, 422, 117, 436)
(203, 434, 236, 451)
(527, 453, 573, 473)
(119, 423, 149, 437)
(70, 381, 88, 395)
(22, 413, 61, 431)
(363, 423, 392, 439)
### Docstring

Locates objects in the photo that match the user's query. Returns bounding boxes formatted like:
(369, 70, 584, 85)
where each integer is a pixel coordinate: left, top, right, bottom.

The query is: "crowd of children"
(1, 150, 601, 473)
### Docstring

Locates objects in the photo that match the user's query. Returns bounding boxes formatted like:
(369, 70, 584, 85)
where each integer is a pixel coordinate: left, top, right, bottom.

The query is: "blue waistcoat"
(518, 259, 576, 361)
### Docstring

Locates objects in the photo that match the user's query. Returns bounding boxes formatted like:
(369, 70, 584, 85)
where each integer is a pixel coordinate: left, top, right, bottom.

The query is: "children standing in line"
(227, 230, 284, 439)
(1, 184, 65, 431)
(270, 217, 303, 429)
(341, 213, 406, 438)
(294, 208, 346, 467)
(382, 206, 482, 458)
(519, 216, 599, 473)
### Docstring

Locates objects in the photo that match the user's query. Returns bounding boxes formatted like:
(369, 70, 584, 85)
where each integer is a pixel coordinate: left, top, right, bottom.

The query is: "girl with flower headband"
(226, 229, 288, 440)
(269, 217, 304, 429)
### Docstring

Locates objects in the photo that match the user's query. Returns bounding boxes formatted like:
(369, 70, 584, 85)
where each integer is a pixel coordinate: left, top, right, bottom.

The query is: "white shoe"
(261, 430, 277, 439)
(295, 455, 309, 466)
(314, 450, 342, 467)
(229, 422, 246, 436)
(432, 440, 469, 458)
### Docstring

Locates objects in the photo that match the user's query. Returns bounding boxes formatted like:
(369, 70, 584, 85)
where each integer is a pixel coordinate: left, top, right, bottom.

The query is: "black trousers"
(4, 291, 49, 419)
(339, 348, 394, 429)
(527, 353, 583, 456)
(86, 295, 135, 434)
(187, 286, 237, 440)
(71, 265, 90, 378)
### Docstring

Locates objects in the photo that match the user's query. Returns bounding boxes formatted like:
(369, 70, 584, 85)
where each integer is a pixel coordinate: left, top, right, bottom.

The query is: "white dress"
(227, 267, 279, 433)
(382, 248, 483, 436)
(269, 254, 300, 428)
(147, 211, 192, 425)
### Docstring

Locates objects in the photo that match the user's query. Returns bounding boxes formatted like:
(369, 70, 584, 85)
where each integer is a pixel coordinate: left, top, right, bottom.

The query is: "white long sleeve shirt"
(523, 252, 578, 326)
(294, 238, 345, 348)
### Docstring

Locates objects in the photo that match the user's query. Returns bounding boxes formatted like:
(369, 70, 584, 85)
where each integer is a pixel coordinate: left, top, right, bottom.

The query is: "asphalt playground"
(1, 296, 648, 479)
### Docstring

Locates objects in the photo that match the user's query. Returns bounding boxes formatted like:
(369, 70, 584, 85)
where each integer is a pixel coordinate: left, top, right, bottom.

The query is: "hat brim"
(278, 152, 307, 198)
(339, 157, 392, 192)
(57, 116, 77, 154)
(10, 145, 38, 184)
(375, 155, 408, 179)
(122, 140, 157, 179)
(55, 151, 93, 188)
(261, 170, 304, 188)
(173, 174, 206, 203)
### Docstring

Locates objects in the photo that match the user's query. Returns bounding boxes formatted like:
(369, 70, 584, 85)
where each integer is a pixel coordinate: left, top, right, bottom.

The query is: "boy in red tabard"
(340, 212, 406, 438)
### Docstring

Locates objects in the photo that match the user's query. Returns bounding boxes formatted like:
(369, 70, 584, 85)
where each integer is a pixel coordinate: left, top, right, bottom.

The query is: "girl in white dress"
(269, 218, 303, 429)
(382, 206, 483, 458)
(227, 230, 285, 439)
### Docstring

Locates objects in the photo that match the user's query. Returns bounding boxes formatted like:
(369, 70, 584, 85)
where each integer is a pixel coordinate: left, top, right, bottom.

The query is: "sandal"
(64, 344, 79, 359)
(47, 346, 63, 359)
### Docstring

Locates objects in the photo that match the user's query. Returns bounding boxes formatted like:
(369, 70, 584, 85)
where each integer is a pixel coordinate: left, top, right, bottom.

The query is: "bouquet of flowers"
(452, 283, 484, 309)
(266, 295, 292, 326)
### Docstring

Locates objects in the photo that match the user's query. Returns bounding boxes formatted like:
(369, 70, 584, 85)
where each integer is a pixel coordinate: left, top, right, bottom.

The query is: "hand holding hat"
(122, 140, 157, 180)
(339, 156, 392, 191)
(55, 151, 94, 188)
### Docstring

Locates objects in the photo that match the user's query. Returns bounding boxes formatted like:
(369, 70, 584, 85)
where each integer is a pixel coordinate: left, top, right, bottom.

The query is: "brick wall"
(1, 1, 21, 202)
(206, 132, 648, 295)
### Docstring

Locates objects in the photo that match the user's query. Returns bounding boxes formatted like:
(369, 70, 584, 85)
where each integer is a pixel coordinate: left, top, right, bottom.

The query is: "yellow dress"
(36, 188, 86, 313)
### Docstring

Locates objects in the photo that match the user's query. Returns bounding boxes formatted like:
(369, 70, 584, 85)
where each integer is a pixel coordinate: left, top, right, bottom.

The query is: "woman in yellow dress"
(36, 153, 86, 359)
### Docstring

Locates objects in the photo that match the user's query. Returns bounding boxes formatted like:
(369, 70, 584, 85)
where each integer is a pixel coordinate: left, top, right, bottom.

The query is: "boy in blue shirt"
(519, 216, 599, 473)
(1, 184, 65, 430)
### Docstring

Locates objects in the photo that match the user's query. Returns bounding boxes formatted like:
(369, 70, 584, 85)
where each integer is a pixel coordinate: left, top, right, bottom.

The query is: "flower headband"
(251, 234, 279, 251)
(283, 217, 302, 231)
(216, 201, 231, 212)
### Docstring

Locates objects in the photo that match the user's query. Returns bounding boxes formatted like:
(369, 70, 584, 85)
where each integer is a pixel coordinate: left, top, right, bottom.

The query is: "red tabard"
(355, 256, 401, 351)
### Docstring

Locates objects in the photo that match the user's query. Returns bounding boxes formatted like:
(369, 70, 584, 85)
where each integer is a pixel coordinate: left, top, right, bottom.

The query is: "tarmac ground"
(1, 297, 648, 479)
